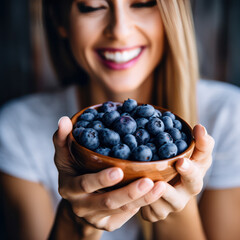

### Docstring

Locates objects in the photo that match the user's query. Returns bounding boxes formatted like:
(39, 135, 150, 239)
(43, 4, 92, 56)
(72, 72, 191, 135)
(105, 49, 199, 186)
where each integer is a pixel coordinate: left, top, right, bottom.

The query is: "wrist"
(49, 199, 102, 240)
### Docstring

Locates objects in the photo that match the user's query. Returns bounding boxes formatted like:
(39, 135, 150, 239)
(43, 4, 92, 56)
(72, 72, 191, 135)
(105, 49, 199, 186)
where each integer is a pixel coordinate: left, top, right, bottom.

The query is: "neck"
(87, 75, 155, 106)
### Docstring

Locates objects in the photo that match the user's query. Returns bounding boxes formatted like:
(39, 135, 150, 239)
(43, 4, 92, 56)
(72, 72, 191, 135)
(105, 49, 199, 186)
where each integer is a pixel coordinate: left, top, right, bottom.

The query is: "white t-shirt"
(0, 79, 240, 239)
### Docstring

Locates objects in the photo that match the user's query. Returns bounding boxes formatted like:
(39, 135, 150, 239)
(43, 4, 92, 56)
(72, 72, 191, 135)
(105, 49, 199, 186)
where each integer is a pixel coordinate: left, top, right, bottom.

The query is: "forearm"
(49, 199, 103, 240)
(153, 197, 206, 240)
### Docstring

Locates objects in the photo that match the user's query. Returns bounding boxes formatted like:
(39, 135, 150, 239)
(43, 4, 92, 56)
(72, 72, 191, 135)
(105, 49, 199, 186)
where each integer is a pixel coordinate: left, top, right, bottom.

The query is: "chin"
(106, 81, 142, 94)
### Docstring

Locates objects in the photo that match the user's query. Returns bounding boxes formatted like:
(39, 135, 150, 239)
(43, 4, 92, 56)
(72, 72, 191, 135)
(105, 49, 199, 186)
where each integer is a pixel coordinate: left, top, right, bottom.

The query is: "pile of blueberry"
(72, 99, 190, 162)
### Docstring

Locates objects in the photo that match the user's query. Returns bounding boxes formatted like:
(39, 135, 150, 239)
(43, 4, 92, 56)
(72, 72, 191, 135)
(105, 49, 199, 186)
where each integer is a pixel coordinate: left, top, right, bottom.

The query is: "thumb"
(53, 116, 73, 149)
(53, 116, 77, 176)
(191, 124, 215, 162)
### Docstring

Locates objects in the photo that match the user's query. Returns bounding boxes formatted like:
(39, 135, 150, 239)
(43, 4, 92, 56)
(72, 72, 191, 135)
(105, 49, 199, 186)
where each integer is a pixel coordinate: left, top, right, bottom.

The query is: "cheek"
(67, 19, 102, 70)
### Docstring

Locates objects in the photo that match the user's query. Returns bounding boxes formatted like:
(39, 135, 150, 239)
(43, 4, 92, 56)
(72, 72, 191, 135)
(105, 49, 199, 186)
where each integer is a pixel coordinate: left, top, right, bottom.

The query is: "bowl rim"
(68, 102, 195, 165)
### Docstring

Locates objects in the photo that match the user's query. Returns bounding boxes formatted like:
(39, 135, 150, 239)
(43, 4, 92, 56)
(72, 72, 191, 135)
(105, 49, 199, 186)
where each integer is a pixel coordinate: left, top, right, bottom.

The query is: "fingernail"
(200, 124, 207, 136)
(109, 169, 121, 180)
(138, 179, 153, 191)
(180, 158, 190, 171)
(58, 116, 67, 127)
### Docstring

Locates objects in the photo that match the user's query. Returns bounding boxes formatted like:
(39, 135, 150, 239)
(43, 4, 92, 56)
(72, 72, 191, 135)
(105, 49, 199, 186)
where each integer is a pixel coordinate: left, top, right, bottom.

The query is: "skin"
(1, 0, 240, 239)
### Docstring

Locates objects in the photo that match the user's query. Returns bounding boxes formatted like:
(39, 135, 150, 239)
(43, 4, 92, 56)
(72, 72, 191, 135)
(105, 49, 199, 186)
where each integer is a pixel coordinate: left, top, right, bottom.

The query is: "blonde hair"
(156, 0, 199, 127)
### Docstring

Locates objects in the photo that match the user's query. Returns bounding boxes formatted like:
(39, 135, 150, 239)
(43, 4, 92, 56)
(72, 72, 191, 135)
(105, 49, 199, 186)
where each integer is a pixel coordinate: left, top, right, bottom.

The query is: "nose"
(104, 6, 133, 40)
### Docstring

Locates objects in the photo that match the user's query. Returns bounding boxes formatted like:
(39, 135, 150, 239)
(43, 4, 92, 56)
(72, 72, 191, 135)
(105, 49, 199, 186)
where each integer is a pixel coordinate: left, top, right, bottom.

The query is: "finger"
(141, 200, 171, 222)
(53, 116, 72, 153)
(91, 178, 154, 211)
(59, 167, 124, 199)
(140, 183, 181, 222)
(175, 158, 204, 195)
(191, 124, 215, 162)
(86, 208, 139, 232)
(116, 181, 166, 212)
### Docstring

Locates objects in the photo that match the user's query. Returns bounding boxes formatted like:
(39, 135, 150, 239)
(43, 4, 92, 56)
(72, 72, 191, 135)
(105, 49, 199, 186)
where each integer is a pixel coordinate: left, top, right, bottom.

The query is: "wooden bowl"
(68, 103, 195, 189)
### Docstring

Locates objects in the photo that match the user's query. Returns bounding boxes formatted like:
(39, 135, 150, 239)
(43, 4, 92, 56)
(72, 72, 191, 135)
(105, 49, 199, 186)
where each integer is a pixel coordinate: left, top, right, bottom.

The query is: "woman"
(0, 0, 239, 239)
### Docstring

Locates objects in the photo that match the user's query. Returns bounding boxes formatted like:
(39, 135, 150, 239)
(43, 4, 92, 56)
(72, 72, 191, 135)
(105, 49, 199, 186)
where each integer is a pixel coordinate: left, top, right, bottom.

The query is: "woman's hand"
(53, 116, 166, 233)
(140, 124, 214, 222)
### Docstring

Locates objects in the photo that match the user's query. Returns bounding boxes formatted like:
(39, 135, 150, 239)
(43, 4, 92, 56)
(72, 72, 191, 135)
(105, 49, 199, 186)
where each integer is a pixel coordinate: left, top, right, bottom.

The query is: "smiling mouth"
(97, 47, 143, 64)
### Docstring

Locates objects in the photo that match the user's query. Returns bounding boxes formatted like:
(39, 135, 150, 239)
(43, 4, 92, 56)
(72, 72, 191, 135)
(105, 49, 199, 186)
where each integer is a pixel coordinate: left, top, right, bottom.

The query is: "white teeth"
(102, 48, 142, 63)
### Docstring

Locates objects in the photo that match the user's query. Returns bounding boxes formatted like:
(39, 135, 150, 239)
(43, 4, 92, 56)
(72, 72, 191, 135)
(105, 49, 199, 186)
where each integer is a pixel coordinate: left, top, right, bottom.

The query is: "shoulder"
(0, 85, 79, 128)
(198, 79, 240, 109)
(197, 79, 240, 128)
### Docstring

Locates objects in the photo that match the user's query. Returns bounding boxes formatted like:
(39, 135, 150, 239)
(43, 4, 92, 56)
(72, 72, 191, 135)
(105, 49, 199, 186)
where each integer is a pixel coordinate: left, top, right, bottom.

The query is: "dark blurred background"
(1, 0, 240, 238)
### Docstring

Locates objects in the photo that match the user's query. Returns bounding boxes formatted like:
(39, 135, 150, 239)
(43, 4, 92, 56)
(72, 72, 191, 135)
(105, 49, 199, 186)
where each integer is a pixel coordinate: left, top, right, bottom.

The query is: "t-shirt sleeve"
(205, 86, 240, 189)
(0, 101, 40, 182)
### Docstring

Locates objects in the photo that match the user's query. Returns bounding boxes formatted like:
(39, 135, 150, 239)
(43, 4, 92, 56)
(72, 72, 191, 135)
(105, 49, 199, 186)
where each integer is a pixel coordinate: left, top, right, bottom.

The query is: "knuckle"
(73, 207, 86, 218)
(141, 209, 157, 222)
(127, 190, 136, 201)
(102, 197, 116, 210)
(156, 211, 168, 220)
(104, 223, 116, 232)
(173, 201, 185, 212)
(86, 218, 99, 228)
(98, 174, 108, 188)
(143, 195, 153, 205)
(120, 204, 131, 212)
(191, 180, 203, 195)
(58, 187, 69, 199)
(79, 176, 91, 193)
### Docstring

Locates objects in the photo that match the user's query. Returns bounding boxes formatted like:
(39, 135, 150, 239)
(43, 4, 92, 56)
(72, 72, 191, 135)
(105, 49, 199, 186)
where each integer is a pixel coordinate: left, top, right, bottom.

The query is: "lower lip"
(97, 48, 144, 70)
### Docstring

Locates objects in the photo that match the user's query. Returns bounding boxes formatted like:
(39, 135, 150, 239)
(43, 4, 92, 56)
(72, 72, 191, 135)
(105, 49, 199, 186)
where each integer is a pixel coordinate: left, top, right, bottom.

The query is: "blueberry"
(151, 109, 162, 118)
(113, 116, 137, 136)
(175, 139, 188, 154)
(111, 143, 131, 160)
(154, 132, 173, 147)
(135, 129, 150, 145)
(158, 143, 178, 159)
(167, 128, 182, 141)
(123, 134, 138, 150)
(147, 117, 164, 135)
(99, 128, 120, 148)
(100, 101, 117, 113)
(117, 105, 123, 114)
(161, 116, 173, 130)
(83, 108, 98, 117)
(87, 120, 105, 131)
(173, 119, 182, 130)
(102, 110, 120, 127)
(95, 147, 111, 156)
(130, 107, 138, 118)
(73, 127, 85, 143)
(152, 153, 160, 161)
(121, 112, 131, 117)
(146, 142, 157, 154)
(132, 145, 152, 162)
(135, 118, 149, 129)
(78, 112, 95, 121)
(181, 132, 187, 142)
(95, 112, 104, 120)
(122, 98, 138, 113)
(162, 111, 175, 120)
(75, 120, 90, 128)
(136, 104, 155, 118)
(79, 128, 100, 150)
